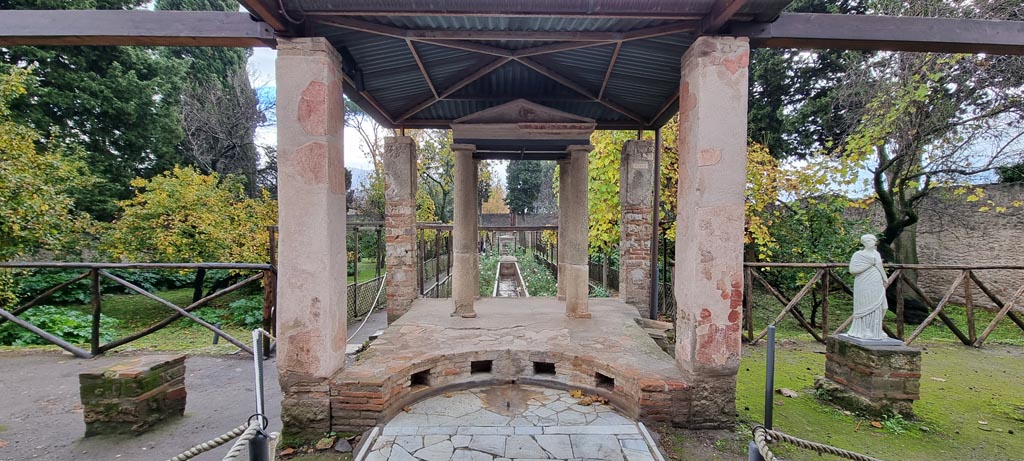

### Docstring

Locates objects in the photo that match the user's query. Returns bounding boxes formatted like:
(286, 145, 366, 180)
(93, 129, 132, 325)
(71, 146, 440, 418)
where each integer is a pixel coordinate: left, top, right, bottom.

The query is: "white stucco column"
(275, 37, 347, 437)
(564, 145, 592, 318)
(673, 36, 750, 428)
(452, 144, 478, 317)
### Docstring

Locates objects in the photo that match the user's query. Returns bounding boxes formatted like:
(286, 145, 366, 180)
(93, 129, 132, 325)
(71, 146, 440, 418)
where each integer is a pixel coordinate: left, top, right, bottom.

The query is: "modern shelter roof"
(281, 0, 794, 130)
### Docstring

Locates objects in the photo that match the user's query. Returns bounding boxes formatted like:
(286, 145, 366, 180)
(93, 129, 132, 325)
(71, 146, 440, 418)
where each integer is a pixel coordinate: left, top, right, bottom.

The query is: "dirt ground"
(0, 351, 283, 461)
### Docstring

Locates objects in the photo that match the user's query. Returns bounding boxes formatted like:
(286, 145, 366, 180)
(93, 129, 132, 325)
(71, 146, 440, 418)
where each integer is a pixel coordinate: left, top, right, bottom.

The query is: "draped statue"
(846, 234, 889, 340)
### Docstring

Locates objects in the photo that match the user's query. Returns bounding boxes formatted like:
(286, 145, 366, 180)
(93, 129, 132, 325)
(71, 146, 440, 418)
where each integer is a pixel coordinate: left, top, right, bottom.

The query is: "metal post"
(375, 226, 383, 277)
(353, 227, 359, 309)
(765, 325, 776, 429)
(89, 268, 101, 356)
(649, 129, 662, 320)
(250, 329, 270, 461)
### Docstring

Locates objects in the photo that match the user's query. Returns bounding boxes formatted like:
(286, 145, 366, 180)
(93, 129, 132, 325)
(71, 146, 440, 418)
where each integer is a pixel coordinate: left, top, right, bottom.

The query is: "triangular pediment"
(453, 99, 596, 125)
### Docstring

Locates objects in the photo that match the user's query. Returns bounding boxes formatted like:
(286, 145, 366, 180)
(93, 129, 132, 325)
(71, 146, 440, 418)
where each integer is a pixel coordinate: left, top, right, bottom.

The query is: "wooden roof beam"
(237, 0, 290, 33)
(0, 10, 276, 47)
(598, 42, 622, 101)
(703, 0, 748, 34)
(397, 57, 513, 122)
(732, 13, 1024, 55)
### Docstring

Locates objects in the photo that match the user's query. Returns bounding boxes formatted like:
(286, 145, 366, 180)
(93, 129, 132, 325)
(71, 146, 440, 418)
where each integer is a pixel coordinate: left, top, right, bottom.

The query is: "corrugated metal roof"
(297, 1, 794, 128)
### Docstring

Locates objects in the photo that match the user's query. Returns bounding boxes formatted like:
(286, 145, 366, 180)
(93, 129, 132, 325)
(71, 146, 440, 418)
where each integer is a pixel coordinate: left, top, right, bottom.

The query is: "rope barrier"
(752, 426, 885, 461)
(220, 421, 263, 461)
(165, 422, 249, 461)
(348, 272, 386, 342)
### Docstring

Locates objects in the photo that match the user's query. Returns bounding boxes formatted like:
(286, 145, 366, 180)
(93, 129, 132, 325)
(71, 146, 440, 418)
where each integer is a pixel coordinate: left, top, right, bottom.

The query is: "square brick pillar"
(673, 36, 750, 428)
(564, 145, 592, 318)
(275, 37, 348, 439)
(452, 144, 478, 317)
(383, 136, 418, 323)
(556, 158, 569, 300)
(619, 140, 655, 315)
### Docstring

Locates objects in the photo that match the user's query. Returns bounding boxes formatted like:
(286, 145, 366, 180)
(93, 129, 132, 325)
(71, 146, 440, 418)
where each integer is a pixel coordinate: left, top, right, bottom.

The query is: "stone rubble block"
(79, 355, 186, 436)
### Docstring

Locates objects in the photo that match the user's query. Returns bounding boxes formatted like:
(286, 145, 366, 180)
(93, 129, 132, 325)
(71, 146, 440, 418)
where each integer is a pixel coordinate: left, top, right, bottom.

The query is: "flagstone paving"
(362, 385, 662, 461)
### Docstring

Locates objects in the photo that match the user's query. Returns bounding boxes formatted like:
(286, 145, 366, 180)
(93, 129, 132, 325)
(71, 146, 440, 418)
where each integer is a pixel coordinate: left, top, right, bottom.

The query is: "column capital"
(277, 37, 345, 66)
(566, 144, 594, 154)
(385, 135, 416, 146)
(451, 143, 477, 152)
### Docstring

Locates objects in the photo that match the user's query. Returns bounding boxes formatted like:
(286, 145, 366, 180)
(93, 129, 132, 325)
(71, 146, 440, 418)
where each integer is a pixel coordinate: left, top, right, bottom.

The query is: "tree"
(101, 166, 277, 302)
(998, 163, 1024, 182)
(838, 0, 1024, 264)
(747, 0, 868, 159)
(506, 160, 546, 215)
(478, 161, 494, 214)
(1, 0, 188, 221)
(482, 183, 510, 214)
(417, 130, 455, 222)
(0, 69, 98, 306)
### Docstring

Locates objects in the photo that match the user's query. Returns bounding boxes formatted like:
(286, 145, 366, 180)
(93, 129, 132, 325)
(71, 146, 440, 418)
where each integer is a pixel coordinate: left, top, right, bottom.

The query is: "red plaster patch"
(700, 308, 712, 321)
(723, 50, 750, 75)
(698, 148, 721, 166)
(292, 142, 328, 184)
(298, 81, 328, 136)
(728, 310, 740, 323)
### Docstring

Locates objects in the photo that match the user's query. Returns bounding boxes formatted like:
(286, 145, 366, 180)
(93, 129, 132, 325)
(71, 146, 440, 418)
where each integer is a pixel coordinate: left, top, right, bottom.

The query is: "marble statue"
(846, 234, 889, 340)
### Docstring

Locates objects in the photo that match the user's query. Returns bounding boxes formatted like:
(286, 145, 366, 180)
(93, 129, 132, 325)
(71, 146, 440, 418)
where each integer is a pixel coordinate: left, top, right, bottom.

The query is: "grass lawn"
(347, 260, 383, 284)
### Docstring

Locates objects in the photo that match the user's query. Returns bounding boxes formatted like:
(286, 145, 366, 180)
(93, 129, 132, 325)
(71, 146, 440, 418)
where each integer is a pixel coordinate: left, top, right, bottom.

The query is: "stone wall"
(850, 183, 1024, 309)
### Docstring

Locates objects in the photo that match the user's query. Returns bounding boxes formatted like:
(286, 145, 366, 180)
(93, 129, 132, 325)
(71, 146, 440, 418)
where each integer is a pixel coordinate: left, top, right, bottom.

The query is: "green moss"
(737, 340, 1024, 461)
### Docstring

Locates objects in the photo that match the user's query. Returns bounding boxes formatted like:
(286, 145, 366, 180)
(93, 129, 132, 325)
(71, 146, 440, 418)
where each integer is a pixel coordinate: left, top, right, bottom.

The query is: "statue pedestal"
(815, 335, 921, 417)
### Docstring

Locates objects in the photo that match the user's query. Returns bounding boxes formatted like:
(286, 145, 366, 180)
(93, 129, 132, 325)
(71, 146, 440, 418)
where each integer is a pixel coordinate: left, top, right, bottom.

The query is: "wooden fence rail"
(0, 262, 275, 358)
(744, 263, 1024, 347)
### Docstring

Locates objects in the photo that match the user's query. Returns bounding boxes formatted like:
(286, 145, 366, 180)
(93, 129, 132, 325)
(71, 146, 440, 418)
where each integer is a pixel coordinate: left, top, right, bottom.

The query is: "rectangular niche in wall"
(410, 369, 431, 387)
(595, 372, 614, 390)
(471, 360, 493, 374)
(533, 361, 556, 375)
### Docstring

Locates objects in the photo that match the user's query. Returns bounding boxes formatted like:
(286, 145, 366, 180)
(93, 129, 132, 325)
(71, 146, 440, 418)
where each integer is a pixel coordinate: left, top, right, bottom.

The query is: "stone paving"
(362, 385, 662, 461)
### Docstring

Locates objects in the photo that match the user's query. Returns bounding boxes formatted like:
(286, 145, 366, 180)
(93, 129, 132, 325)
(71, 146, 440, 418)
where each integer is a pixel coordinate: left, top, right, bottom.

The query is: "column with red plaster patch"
(275, 37, 349, 439)
(673, 36, 750, 428)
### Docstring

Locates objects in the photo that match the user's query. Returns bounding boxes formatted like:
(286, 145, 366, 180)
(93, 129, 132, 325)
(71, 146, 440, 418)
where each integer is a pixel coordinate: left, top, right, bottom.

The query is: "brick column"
(383, 136, 418, 323)
(619, 140, 655, 315)
(556, 158, 569, 300)
(673, 36, 750, 428)
(275, 37, 348, 439)
(452, 144, 478, 317)
(564, 145, 592, 318)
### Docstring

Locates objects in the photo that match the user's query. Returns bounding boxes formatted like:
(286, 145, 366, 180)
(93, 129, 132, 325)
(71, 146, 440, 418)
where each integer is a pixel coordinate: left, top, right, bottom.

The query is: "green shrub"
(12, 268, 197, 306)
(0, 306, 120, 346)
(195, 295, 264, 330)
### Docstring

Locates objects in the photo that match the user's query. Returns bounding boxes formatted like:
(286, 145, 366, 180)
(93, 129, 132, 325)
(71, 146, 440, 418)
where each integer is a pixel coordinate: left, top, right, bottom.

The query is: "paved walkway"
(363, 385, 663, 461)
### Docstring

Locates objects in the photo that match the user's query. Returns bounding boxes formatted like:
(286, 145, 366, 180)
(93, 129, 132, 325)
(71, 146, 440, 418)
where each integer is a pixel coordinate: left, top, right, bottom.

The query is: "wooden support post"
(744, 267, 754, 342)
(90, 269, 101, 356)
(417, 229, 425, 295)
(973, 272, 1024, 347)
(750, 269, 825, 344)
(896, 275, 905, 339)
(964, 270, 976, 344)
(262, 269, 276, 357)
(821, 267, 830, 339)
(901, 272, 972, 345)
(353, 227, 360, 308)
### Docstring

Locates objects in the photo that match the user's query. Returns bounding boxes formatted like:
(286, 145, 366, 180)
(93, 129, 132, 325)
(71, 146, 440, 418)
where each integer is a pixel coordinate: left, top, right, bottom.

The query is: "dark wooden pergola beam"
(0, 10, 276, 47)
(397, 57, 513, 122)
(703, 0, 748, 34)
(598, 42, 622, 101)
(732, 13, 1024, 55)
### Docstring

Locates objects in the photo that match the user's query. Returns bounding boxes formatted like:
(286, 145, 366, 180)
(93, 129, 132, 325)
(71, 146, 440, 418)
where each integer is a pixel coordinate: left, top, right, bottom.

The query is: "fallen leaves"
(870, 421, 883, 429)
(569, 389, 609, 406)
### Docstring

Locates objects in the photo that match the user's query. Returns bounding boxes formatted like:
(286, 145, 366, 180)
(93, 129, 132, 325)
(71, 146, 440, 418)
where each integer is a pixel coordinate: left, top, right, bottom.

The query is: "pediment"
(452, 99, 596, 125)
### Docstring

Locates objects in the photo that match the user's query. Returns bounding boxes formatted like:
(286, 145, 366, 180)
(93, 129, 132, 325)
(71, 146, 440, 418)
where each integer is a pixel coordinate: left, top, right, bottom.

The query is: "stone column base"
(280, 372, 333, 441)
(816, 335, 921, 417)
(563, 264, 591, 318)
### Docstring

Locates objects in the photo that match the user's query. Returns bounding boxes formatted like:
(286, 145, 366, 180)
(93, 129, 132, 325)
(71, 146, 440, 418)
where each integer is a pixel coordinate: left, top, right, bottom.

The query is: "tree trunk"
(192, 268, 207, 304)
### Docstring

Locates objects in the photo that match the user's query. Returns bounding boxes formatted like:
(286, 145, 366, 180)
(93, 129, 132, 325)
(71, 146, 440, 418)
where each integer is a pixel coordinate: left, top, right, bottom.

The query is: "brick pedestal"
(817, 335, 921, 417)
(619, 140, 655, 315)
(79, 355, 186, 436)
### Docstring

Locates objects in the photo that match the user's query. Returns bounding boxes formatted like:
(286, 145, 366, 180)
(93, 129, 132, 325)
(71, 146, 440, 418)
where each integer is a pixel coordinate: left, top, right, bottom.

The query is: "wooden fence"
(744, 263, 1024, 347)
(0, 262, 275, 358)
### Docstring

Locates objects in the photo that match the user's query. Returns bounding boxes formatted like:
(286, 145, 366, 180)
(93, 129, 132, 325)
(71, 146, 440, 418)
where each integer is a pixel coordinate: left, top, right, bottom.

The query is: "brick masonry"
(383, 136, 419, 323)
(325, 298, 702, 434)
(619, 140, 655, 315)
(79, 355, 186, 436)
(817, 335, 921, 417)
